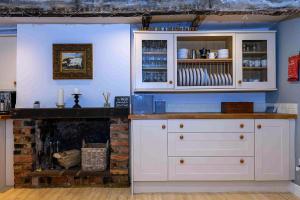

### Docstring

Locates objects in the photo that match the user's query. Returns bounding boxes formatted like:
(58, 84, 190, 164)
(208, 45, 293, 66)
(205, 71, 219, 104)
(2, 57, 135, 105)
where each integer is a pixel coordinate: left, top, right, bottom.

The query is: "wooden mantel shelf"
(128, 113, 297, 120)
(11, 108, 129, 119)
(0, 115, 11, 120)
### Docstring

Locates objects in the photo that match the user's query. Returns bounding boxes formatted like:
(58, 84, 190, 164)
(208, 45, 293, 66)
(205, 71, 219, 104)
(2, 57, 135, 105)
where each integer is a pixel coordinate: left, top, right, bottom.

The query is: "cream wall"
(0, 36, 16, 91)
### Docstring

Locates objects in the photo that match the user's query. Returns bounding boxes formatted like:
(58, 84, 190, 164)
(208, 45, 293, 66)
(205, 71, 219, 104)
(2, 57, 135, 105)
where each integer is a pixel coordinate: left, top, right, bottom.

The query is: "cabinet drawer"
(168, 119, 254, 133)
(168, 132, 254, 156)
(168, 157, 254, 181)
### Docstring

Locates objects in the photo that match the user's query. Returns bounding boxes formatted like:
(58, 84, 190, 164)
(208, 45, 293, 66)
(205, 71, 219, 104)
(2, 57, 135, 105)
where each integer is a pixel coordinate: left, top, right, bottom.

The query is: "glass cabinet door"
(236, 33, 276, 89)
(142, 40, 168, 83)
(135, 34, 174, 90)
(242, 40, 268, 82)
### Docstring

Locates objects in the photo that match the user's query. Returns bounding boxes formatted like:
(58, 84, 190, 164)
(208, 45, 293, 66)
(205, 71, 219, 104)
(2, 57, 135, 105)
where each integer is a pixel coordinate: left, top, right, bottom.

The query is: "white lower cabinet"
(132, 120, 168, 181)
(169, 157, 254, 181)
(132, 119, 294, 183)
(0, 121, 6, 189)
(255, 119, 290, 180)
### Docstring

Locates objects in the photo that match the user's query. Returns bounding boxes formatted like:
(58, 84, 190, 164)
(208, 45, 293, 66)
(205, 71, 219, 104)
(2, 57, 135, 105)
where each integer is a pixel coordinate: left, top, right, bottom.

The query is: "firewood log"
(53, 149, 81, 169)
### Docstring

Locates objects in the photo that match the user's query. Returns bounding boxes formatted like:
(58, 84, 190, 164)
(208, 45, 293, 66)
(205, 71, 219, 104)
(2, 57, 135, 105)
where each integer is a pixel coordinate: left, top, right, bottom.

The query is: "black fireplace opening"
(35, 118, 110, 171)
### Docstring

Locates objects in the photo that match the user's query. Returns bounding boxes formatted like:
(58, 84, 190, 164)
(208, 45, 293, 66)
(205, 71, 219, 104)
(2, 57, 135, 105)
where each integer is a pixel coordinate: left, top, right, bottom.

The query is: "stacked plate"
(177, 67, 232, 87)
(177, 48, 189, 59)
(218, 49, 229, 59)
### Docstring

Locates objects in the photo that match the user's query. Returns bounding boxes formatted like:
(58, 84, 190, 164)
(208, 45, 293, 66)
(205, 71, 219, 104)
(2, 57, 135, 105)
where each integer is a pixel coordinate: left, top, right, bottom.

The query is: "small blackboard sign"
(114, 96, 130, 108)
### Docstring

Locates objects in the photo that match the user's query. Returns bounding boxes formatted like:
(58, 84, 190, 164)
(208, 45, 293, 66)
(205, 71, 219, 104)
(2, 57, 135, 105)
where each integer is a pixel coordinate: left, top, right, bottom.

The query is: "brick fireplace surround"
(12, 108, 129, 188)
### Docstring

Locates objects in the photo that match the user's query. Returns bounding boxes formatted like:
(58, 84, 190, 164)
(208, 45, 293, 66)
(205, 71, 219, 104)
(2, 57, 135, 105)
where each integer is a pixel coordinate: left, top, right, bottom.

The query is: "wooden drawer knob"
(162, 125, 166, 129)
(240, 124, 244, 128)
(240, 159, 245, 164)
(257, 124, 262, 129)
(238, 80, 242, 84)
(180, 124, 184, 128)
(169, 80, 173, 84)
(179, 135, 184, 140)
(240, 134, 244, 140)
(180, 159, 184, 164)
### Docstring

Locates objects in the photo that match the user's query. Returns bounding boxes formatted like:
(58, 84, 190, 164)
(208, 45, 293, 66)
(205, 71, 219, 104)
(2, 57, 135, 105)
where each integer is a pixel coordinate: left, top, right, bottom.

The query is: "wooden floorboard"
(0, 188, 299, 200)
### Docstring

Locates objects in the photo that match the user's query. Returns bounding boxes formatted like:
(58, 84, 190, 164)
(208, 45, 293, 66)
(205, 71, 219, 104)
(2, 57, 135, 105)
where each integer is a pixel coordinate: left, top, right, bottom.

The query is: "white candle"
(73, 88, 80, 95)
(57, 89, 64, 105)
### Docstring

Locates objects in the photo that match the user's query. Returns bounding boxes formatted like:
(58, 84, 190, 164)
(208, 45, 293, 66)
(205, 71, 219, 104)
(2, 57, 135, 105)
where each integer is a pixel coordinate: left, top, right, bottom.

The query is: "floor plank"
(0, 188, 299, 200)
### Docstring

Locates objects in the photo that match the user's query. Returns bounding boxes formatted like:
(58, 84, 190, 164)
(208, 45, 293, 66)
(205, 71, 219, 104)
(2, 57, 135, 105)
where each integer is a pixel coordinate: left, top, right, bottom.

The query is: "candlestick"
(73, 88, 80, 95)
(72, 94, 82, 108)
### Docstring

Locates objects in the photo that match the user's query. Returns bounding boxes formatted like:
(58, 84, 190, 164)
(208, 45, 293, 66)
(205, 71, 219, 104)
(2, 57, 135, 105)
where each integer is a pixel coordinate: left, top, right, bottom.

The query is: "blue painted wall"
(267, 17, 300, 185)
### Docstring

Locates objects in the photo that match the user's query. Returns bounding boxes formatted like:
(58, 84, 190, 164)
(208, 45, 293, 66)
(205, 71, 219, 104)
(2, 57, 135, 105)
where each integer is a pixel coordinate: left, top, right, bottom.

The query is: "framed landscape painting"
(53, 44, 93, 79)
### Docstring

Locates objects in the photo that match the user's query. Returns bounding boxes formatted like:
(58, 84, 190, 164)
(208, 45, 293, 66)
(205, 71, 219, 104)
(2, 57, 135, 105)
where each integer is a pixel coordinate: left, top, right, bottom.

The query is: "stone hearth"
(12, 108, 129, 188)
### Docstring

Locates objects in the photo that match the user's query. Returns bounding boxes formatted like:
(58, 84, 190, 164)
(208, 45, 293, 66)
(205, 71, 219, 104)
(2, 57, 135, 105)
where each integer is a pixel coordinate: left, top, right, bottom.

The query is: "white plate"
(224, 73, 229, 86)
(182, 67, 186, 86)
(217, 74, 222, 86)
(221, 73, 226, 86)
(196, 68, 201, 86)
(206, 71, 211, 86)
(204, 68, 209, 86)
(193, 68, 197, 86)
(210, 74, 214, 86)
(178, 68, 182, 86)
(214, 74, 219, 86)
(227, 73, 232, 85)
(200, 68, 205, 86)
(185, 68, 190, 86)
(189, 68, 194, 86)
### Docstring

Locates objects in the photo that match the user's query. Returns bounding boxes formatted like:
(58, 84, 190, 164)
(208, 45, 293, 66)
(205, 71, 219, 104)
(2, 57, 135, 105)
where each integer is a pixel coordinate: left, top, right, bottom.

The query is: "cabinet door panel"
(255, 119, 290, 180)
(168, 119, 254, 133)
(168, 132, 254, 156)
(0, 121, 5, 188)
(134, 33, 174, 90)
(169, 157, 254, 181)
(236, 33, 276, 90)
(132, 120, 168, 181)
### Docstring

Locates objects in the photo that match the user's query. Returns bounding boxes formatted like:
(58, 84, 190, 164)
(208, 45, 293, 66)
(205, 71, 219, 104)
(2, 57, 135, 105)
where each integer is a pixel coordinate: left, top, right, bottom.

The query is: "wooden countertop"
(0, 115, 11, 120)
(128, 113, 297, 120)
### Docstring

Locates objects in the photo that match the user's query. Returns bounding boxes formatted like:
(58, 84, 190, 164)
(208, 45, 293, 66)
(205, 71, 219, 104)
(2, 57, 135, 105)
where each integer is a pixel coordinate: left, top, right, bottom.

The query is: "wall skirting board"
(132, 181, 293, 194)
(289, 182, 300, 198)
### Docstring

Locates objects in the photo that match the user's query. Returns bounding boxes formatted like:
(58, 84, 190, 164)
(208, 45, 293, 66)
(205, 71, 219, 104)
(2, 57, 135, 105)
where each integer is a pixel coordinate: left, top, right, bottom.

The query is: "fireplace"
(12, 108, 129, 188)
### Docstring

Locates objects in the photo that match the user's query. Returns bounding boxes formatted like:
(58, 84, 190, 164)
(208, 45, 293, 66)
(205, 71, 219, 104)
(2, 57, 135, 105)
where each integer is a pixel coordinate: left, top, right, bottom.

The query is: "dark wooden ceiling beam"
(142, 15, 152, 30)
(191, 15, 206, 29)
(0, 0, 299, 17)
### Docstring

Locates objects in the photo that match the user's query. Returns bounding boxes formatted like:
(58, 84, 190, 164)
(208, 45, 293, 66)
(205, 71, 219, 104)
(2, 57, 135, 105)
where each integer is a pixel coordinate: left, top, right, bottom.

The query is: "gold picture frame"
(53, 44, 93, 79)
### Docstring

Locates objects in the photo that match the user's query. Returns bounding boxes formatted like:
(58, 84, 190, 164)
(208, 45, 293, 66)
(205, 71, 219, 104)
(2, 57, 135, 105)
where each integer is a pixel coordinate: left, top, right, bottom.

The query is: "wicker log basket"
(81, 141, 108, 172)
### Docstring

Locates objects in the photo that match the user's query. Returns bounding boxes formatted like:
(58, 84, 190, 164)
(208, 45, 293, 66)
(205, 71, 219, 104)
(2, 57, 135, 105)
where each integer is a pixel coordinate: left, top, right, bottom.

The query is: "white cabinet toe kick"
(131, 118, 296, 193)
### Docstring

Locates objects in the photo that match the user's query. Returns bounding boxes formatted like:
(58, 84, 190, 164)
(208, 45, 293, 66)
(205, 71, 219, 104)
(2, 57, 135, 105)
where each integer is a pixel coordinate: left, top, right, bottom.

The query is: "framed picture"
(53, 44, 93, 79)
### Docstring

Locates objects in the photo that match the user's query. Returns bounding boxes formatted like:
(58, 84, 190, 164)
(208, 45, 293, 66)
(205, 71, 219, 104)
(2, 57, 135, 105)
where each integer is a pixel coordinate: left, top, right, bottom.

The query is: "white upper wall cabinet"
(174, 33, 236, 91)
(133, 31, 276, 92)
(236, 33, 276, 90)
(134, 33, 174, 90)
